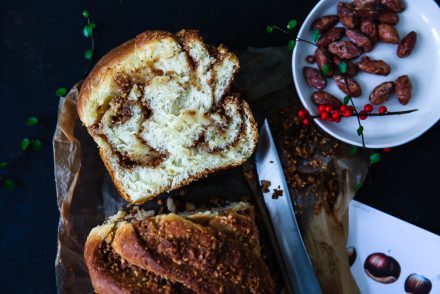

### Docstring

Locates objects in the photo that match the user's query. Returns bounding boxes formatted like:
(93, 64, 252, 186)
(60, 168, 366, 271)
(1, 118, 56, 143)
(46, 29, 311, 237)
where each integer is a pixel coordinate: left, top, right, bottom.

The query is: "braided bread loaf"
(84, 203, 275, 293)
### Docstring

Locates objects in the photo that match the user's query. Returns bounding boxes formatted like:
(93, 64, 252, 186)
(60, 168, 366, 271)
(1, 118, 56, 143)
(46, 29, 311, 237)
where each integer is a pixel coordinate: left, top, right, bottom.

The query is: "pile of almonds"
(303, 0, 417, 108)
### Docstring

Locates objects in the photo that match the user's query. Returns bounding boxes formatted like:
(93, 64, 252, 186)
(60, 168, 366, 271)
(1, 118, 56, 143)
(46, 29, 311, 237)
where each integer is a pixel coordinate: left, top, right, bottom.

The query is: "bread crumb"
(167, 197, 176, 212)
(271, 188, 283, 199)
(260, 180, 271, 193)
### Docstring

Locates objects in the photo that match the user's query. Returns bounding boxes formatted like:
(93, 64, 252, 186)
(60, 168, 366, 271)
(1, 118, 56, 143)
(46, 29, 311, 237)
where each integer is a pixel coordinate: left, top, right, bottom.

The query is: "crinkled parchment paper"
(54, 47, 368, 294)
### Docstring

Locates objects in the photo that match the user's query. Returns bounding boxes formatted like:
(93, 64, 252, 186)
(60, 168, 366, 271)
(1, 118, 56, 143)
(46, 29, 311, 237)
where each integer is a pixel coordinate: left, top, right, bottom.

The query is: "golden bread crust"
(84, 204, 275, 294)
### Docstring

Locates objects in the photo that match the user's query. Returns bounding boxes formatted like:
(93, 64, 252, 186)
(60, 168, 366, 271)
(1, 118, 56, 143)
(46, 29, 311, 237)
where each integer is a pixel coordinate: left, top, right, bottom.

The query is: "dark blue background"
(0, 0, 438, 293)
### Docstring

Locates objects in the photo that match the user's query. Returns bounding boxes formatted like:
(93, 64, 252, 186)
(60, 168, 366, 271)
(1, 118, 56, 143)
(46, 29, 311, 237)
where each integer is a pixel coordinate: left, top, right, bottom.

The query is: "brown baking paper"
(54, 47, 369, 294)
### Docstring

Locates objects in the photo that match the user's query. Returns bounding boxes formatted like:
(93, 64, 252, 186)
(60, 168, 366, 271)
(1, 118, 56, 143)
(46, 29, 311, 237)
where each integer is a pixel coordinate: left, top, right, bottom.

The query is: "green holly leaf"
(339, 61, 348, 74)
(287, 40, 296, 51)
(370, 152, 381, 165)
(266, 25, 274, 33)
(0, 162, 8, 169)
(322, 64, 330, 76)
(287, 19, 297, 30)
(355, 182, 363, 192)
(4, 179, 15, 191)
(84, 49, 93, 60)
(82, 10, 89, 18)
(344, 95, 351, 105)
(25, 117, 39, 126)
(357, 126, 364, 136)
(55, 87, 67, 97)
(20, 138, 31, 151)
(349, 146, 358, 155)
(83, 24, 93, 37)
(312, 29, 320, 42)
(32, 139, 43, 151)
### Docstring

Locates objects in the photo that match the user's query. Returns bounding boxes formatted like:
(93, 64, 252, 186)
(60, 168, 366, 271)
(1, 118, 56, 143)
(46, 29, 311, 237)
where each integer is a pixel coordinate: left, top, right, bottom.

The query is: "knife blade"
(255, 119, 322, 294)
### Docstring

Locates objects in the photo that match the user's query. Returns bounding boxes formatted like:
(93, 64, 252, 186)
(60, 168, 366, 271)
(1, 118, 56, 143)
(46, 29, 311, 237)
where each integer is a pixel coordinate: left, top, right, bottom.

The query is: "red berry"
(318, 105, 326, 113)
(378, 106, 387, 114)
(302, 118, 310, 125)
(332, 111, 341, 120)
(327, 117, 334, 122)
(343, 110, 353, 117)
(325, 105, 333, 112)
(359, 110, 368, 120)
(347, 106, 355, 112)
(298, 109, 309, 118)
(364, 104, 374, 112)
(340, 105, 348, 112)
(320, 112, 329, 120)
(334, 116, 341, 123)
(383, 148, 392, 153)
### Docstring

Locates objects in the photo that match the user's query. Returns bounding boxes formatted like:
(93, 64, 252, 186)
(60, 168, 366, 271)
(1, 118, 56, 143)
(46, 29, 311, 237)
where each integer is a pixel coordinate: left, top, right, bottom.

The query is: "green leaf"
(322, 64, 330, 76)
(83, 24, 93, 37)
(84, 49, 93, 60)
(355, 182, 363, 192)
(339, 61, 348, 74)
(370, 152, 381, 165)
(312, 29, 320, 42)
(20, 138, 31, 151)
(287, 40, 296, 51)
(266, 25, 273, 33)
(82, 10, 90, 18)
(25, 117, 39, 126)
(4, 179, 15, 191)
(287, 19, 297, 30)
(55, 87, 67, 97)
(32, 139, 43, 151)
(357, 126, 364, 136)
(343, 95, 351, 105)
(88, 21, 96, 29)
(349, 146, 358, 155)
(0, 162, 8, 169)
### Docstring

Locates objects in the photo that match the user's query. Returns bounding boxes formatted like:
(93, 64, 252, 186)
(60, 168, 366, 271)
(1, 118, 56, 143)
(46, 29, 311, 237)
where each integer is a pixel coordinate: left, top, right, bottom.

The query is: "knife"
(255, 119, 323, 294)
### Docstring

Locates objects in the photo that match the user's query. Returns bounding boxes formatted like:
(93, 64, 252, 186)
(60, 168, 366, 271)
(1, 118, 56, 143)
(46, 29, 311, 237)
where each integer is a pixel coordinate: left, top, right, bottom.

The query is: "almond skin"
(311, 91, 342, 106)
(317, 27, 346, 47)
(333, 74, 362, 97)
(395, 75, 412, 105)
(397, 31, 417, 58)
(315, 47, 334, 77)
(337, 2, 359, 29)
(357, 56, 391, 75)
(312, 15, 339, 33)
(378, 24, 400, 44)
(303, 67, 327, 90)
(328, 41, 362, 60)
(369, 82, 395, 105)
(380, 0, 405, 13)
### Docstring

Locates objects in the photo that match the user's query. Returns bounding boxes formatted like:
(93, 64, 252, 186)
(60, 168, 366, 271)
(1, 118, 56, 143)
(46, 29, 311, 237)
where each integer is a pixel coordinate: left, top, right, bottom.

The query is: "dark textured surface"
(0, 0, 438, 293)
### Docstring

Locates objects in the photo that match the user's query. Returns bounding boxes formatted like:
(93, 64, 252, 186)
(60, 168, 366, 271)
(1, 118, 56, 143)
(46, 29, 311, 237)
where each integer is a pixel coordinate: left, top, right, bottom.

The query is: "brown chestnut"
(405, 274, 432, 294)
(347, 246, 357, 267)
(364, 253, 401, 284)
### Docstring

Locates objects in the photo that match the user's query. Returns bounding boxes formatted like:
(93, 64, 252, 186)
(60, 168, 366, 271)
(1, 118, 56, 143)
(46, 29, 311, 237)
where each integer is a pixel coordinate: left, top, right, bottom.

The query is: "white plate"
(292, 0, 440, 148)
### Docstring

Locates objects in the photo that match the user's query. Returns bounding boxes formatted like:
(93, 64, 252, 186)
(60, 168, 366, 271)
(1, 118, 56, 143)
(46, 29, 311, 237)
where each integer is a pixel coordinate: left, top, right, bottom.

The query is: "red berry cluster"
(317, 104, 354, 123)
(298, 109, 311, 125)
(298, 104, 389, 125)
(358, 104, 388, 120)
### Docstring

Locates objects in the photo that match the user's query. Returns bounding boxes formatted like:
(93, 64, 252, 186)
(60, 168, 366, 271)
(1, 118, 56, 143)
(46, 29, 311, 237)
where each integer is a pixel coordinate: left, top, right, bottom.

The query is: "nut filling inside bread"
(78, 30, 258, 203)
(84, 203, 275, 294)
